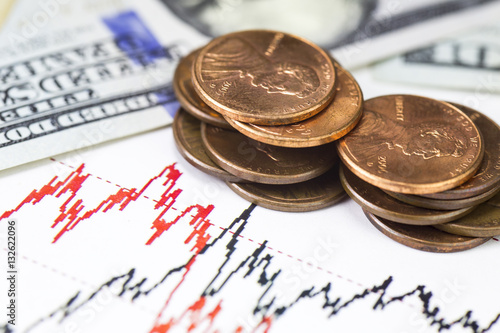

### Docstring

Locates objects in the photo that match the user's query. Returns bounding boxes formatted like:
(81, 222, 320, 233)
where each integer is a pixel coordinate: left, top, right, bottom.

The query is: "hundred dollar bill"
(0, 0, 207, 171)
(373, 24, 500, 92)
(160, 0, 500, 68)
(2, 0, 500, 171)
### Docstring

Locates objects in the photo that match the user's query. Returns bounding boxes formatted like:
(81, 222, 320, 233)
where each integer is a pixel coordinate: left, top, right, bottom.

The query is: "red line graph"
(0, 159, 233, 331)
(3, 159, 499, 333)
(0, 162, 214, 247)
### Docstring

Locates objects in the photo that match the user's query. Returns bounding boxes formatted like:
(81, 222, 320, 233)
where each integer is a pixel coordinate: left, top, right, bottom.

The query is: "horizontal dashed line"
(46, 157, 407, 292)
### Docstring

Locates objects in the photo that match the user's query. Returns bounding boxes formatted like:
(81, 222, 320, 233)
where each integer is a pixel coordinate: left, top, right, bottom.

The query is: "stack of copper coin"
(172, 30, 364, 212)
(337, 95, 500, 252)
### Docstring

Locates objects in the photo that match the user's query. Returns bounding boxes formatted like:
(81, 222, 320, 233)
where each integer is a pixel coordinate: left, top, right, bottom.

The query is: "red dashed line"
(51, 157, 73, 168)
(47, 157, 380, 293)
(15, 252, 92, 287)
(49, 158, 182, 215)
(10, 250, 159, 315)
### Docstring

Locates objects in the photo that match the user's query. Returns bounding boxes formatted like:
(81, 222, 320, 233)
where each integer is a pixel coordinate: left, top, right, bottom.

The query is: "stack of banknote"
(2, 0, 500, 172)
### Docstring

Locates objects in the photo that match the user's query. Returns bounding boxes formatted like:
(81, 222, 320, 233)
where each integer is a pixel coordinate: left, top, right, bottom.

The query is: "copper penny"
(224, 64, 362, 147)
(434, 192, 500, 237)
(489, 192, 500, 207)
(337, 95, 484, 194)
(384, 184, 499, 211)
(173, 109, 243, 182)
(339, 166, 476, 225)
(192, 30, 336, 125)
(419, 102, 500, 200)
(364, 210, 490, 253)
(173, 49, 232, 129)
(226, 165, 346, 212)
(200, 122, 336, 184)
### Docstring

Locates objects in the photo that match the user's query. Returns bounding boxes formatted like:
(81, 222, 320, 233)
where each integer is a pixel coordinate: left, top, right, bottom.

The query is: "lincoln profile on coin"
(346, 110, 467, 160)
(201, 37, 320, 98)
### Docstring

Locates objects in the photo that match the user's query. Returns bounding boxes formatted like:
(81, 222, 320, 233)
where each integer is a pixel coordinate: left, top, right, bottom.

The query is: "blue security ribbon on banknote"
(0, 1, 199, 171)
(1, 0, 500, 171)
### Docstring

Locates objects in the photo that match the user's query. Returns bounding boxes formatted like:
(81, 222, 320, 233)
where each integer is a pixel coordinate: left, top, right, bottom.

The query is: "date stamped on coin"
(3, 219, 18, 327)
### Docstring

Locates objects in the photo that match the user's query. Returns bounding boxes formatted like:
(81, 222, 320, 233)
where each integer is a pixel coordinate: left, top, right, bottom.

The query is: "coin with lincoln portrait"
(418, 102, 500, 200)
(336, 95, 484, 194)
(192, 30, 336, 125)
(224, 63, 363, 147)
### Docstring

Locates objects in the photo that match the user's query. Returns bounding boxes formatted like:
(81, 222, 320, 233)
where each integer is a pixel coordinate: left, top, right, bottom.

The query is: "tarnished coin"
(419, 102, 500, 200)
(224, 64, 362, 147)
(192, 30, 336, 125)
(434, 192, 500, 237)
(201, 122, 336, 184)
(173, 49, 232, 129)
(339, 166, 476, 225)
(384, 184, 499, 211)
(173, 109, 243, 182)
(364, 210, 490, 253)
(337, 95, 484, 194)
(490, 193, 500, 207)
(227, 165, 346, 212)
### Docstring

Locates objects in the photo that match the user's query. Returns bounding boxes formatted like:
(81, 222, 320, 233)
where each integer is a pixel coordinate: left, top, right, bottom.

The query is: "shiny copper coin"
(384, 184, 499, 211)
(419, 102, 500, 200)
(200, 122, 336, 184)
(337, 95, 484, 194)
(173, 49, 232, 129)
(192, 30, 336, 125)
(224, 64, 362, 147)
(340, 166, 476, 225)
(434, 192, 500, 237)
(227, 165, 346, 212)
(364, 210, 490, 253)
(173, 109, 243, 182)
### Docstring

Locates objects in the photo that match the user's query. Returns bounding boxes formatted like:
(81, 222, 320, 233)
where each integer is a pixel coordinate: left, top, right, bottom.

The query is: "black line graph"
(11, 202, 499, 333)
